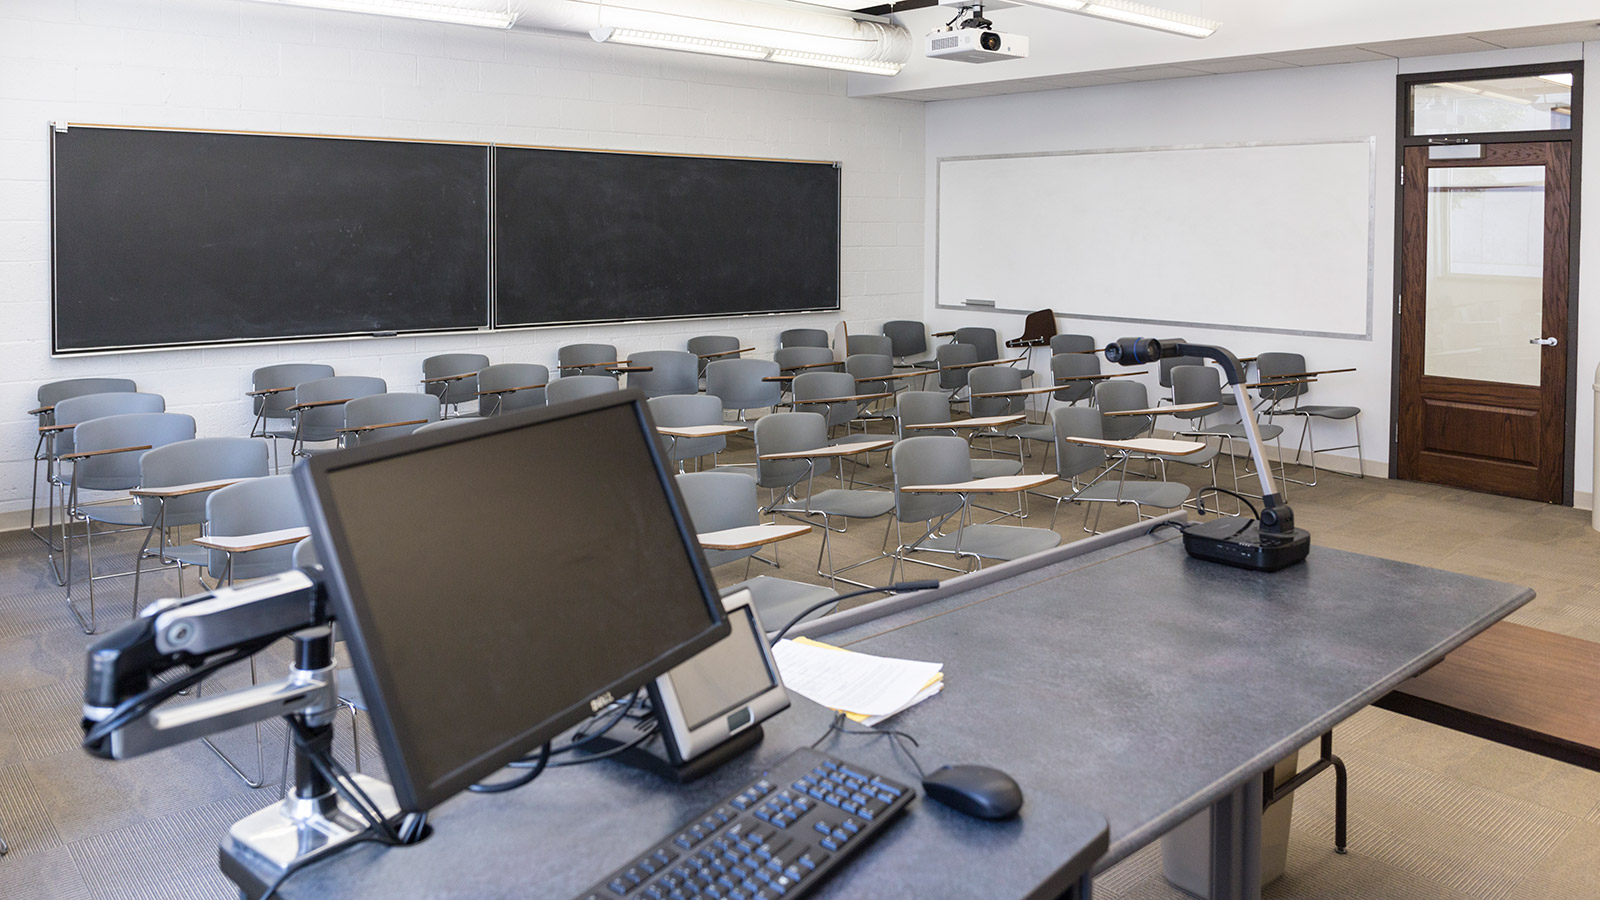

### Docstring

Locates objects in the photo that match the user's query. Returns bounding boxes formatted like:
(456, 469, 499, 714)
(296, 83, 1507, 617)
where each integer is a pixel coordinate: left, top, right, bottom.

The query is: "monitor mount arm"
(80, 570, 404, 895)
(1104, 337, 1294, 536)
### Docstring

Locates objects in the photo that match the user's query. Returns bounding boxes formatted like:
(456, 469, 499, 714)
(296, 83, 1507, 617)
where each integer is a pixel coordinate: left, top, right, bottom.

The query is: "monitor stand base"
(220, 774, 400, 897)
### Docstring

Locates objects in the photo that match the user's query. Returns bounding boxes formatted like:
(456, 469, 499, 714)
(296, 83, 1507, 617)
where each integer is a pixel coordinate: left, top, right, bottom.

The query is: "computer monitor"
(294, 390, 730, 812)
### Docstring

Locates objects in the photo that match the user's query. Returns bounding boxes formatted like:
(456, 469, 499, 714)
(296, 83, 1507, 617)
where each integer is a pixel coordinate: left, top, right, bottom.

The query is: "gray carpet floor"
(1, 426, 1598, 899)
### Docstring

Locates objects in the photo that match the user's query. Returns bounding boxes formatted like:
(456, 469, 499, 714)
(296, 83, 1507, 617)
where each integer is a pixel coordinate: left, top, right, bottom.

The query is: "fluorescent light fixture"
(592, 26, 904, 75)
(1079, 1, 1218, 37)
(247, 0, 516, 29)
(1538, 73, 1574, 87)
(768, 50, 903, 76)
(591, 26, 770, 60)
(1017, 0, 1217, 38)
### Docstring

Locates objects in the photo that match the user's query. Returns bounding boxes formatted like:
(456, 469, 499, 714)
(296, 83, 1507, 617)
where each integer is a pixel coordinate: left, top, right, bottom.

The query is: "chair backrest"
(546, 374, 620, 406)
(476, 363, 549, 415)
(891, 436, 969, 525)
(292, 536, 319, 571)
(687, 335, 741, 377)
(1158, 355, 1206, 389)
(205, 475, 306, 580)
(1052, 406, 1109, 481)
(1051, 353, 1099, 405)
(1093, 380, 1151, 442)
(53, 392, 166, 457)
(626, 350, 699, 398)
(953, 327, 1001, 362)
(793, 371, 858, 430)
(896, 391, 953, 436)
(778, 328, 830, 349)
(73, 412, 196, 493)
(753, 411, 830, 489)
(558, 343, 619, 376)
(295, 376, 387, 444)
(1013, 309, 1058, 345)
(882, 321, 928, 360)
(706, 358, 781, 412)
(39, 378, 137, 420)
(846, 334, 892, 358)
(413, 418, 478, 435)
(422, 353, 489, 406)
(648, 393, 730, 461)
(774, 346, 836, 372)
(844, 353, 894, 396)
(343, 393, 441, 445)
(935, 343, 978, 391)
(675, 471, 760, 569)
(1050, 334, 1097, 355)
(1171, 365, 1223, 421)
(968, 366, 1024, 418)
(1256, 352, 1310, 403)
(252, 364, 334, 419)
(139, 437, 268, 527)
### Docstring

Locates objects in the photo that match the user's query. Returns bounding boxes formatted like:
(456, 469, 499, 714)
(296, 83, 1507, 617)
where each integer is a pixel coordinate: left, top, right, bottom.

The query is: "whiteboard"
(936, 140, 1375, 339)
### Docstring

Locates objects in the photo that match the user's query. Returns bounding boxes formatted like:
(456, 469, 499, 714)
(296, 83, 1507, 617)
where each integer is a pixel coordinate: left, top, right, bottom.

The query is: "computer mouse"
(921, 764, 1024, 820)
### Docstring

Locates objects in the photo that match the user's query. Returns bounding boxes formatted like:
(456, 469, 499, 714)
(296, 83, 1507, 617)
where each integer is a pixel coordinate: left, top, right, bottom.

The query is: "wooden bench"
(1375, 621, 1600, 772)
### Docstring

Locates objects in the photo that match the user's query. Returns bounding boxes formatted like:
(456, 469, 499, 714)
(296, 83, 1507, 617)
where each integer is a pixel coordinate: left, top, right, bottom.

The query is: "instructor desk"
(256, 516, 1531, 900)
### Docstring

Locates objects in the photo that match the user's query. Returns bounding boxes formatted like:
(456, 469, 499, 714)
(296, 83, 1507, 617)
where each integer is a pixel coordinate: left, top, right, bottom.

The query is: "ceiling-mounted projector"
(928, 0, 1028, 63)
(925, 28, 1029, 62)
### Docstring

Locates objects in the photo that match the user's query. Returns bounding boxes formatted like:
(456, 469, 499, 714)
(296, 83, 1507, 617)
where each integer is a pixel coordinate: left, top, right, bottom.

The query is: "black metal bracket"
(1263, 730, 1348, 855)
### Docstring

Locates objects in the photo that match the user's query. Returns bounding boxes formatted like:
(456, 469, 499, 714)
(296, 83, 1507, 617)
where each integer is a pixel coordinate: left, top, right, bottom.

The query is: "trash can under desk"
(1160, 752, 1299, 896)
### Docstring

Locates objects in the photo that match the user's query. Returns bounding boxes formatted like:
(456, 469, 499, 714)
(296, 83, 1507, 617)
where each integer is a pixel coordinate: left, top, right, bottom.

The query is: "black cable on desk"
(768, 580, 939, 645)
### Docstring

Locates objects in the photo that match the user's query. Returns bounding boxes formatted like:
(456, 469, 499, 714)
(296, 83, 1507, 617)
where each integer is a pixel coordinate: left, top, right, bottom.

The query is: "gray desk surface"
(797, 527, 1533, 870)
(260, 521, 1530, 898)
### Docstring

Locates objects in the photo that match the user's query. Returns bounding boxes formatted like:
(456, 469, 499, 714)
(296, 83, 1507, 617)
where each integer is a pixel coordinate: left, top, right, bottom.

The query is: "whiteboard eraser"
(371, 331, 398, 338)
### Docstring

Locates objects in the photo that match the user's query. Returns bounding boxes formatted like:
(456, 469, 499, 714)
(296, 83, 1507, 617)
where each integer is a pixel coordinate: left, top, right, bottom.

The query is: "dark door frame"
(1389, 61, 1585, 504)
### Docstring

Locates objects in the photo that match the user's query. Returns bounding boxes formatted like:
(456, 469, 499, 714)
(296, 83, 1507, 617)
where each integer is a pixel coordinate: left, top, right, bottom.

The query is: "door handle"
(1530, 337, 1558, 346)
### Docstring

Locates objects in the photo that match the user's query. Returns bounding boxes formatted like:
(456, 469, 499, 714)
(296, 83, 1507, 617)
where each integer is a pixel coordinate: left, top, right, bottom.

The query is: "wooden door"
(1396, 141, 1571, 502)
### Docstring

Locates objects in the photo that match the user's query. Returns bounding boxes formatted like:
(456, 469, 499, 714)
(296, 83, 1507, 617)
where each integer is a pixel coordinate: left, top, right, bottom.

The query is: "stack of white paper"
(771, 638, 944, 726)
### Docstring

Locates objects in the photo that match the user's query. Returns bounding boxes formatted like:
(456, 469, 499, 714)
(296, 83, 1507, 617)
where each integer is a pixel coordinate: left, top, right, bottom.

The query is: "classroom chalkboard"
(52, 126, 490, 353)
(493, 147, 840, 328)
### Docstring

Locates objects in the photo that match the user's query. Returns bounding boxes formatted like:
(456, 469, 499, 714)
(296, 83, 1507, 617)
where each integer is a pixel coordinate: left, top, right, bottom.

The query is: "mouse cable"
(809, 712, 927, 780)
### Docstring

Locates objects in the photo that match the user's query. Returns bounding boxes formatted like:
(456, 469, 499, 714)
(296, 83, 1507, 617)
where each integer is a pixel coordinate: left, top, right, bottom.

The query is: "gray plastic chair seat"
(914, 522, 1060, 562)
(547, 375, 620, 406)
(1202, 422, 1285, 441)
(1155, 441, 1222, 467)
(1007, 423, 1053, 443)
(970, 458, 1024, 478)
(1294, 405, 1360, 420)
(1073, 480, 1191, 510)
(801, 489, 895, 519)
(721, 576, 837, 635)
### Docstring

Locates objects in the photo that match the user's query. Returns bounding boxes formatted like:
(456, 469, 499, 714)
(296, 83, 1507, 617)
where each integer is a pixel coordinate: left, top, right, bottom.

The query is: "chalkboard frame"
(49, 125, 843, 356)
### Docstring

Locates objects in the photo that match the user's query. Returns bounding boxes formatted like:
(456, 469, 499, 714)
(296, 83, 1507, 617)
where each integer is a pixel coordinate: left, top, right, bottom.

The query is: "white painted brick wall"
(0, 0, 926, 519)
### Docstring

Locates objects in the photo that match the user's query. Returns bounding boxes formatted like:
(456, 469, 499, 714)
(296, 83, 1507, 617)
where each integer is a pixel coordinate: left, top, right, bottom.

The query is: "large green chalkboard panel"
(494, 147, 839, 327)
(52, 127, 490, 353)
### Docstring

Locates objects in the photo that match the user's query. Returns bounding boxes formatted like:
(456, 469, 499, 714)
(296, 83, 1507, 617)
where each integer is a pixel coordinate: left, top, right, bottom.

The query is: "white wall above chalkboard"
(936, 139, 1376, 340)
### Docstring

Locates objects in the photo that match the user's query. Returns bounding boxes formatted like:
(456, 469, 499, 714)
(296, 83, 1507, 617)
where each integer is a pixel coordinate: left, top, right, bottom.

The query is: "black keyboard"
(574, 747, 915, 900)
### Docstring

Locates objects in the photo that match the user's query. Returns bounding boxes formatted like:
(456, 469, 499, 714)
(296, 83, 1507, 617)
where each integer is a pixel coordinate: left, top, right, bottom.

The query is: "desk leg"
(1208, 777, 1264, 900)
